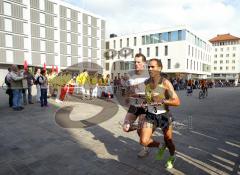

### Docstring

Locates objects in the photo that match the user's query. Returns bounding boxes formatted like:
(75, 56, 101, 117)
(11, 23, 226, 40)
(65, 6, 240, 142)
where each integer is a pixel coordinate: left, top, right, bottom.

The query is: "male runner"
(122, 53, 149, 158)
(140, 58, 180, 169)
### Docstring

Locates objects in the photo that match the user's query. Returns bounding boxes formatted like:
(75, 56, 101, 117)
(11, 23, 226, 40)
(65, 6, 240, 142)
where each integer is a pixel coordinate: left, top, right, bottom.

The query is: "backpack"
(36, 76, 43, 85)
(5, 76, 11, 87)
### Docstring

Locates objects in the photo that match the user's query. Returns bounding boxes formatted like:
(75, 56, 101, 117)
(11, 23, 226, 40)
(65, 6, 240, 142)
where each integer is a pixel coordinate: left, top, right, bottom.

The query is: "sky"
(63, 0, 240, 40)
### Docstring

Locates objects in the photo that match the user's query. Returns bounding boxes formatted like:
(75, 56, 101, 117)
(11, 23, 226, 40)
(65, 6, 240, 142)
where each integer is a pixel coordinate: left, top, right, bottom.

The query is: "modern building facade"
(104, 26, 212, 80)
(0, 0, 105, 83)
(209, 34, 240, 82)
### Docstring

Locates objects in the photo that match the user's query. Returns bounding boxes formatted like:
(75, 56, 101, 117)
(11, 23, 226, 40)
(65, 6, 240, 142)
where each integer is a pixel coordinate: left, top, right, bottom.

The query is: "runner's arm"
(163, 79, 180, 106)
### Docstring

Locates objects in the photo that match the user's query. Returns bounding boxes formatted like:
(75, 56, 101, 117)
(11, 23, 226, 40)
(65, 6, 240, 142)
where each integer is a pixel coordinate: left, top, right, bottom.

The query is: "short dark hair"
(41, 70, 46, 75)
(135, 53, 146, 62)
(8, 67, 11, 72)
(149, 58, 162, 68)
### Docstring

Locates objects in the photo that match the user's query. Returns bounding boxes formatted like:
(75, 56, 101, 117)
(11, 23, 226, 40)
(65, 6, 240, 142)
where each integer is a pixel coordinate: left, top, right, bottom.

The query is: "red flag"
(55, 65, 58, 73)
(24, 60, 28, 71)
(43, 62, 46, 71)
(51, 65, 55, 73)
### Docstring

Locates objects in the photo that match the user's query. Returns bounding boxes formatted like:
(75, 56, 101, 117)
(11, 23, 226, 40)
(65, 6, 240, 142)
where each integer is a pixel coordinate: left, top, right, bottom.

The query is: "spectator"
(9, 65, 25, 111)
(35, 68, 41, 102)
(5, 67, 13, 107)
(39, 70, 48, 107)
(23, 68, 35, 104)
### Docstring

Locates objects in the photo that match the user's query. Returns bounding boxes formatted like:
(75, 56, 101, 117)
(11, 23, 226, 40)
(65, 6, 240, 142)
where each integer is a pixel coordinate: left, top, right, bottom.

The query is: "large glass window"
(171, 31, 178, 41)
(162, 32, 168, 42)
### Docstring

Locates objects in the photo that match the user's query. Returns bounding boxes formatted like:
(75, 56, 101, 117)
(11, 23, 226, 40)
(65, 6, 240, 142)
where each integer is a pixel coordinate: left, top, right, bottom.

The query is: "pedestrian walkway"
(0, 87, 240, 175)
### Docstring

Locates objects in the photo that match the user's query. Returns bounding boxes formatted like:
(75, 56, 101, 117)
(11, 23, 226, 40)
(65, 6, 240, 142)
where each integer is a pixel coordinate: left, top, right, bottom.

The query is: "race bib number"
(147, 105, 166, 114)
(129, 97, 145, 107)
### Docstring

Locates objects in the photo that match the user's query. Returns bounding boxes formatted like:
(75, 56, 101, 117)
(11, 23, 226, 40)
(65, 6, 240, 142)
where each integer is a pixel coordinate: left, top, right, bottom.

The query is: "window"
(120, 39, 122, 48)
(88, 27, 91, 35)
(232, 60, 235, 63)
(167, 59, 171, 69)
(220, 60, 223, 64)
(4, 19, 12, 32)
(139, 48, 142, 53)
(67, 45, 71, 54)
(155, 46, 158, 56)
(220, 54, 223, 57)
(226, 60, 229, 64)
(227, 47, 229, 51)
(142, 36, 145, 45)
(232, 66, 235, 70)
(23, 23, 28, 35)
(188, 45, 190, 56)
(88, 48, 91, 57)
(105, 63, 109, 70)
(54, 17, 58, 27)
(215, 48, 217, 52)
(67, 33, 71, 42)
(6, 50, 13, 63)
(67, 9, 71, 18)
(67, 21, 71, 31)
(226, 66, 228, 70)
(54, 30, 58, 40)
(40, 0, 45, 10)
(214, 60, 217, 64)
(127, 38, 129, 47)
(88, 38, 91, 47)
(214, 54, 217, 58)
(40, 54, 46, 64)
(214, 67, 217, 70)
(147, 47, 150, 57)
(78, 23, 82, 33)
(54, 43, 58, 53)
(4, 2, 12, 16)
(192, 47, 194, 57)
(190, 60, 192, 69)
(168, 32, 171, 41)
(67, 56, 71, 66)
(220, 48, 223, 51)
(226, 54, 229, 57)
(134, 37, 137, 46)
(120, 62, 124, 70)
(113, 40, 116, 49)
(233, 53, 236, 57)
(5, 35, 13, 47)
(40, 13, 45, 24)
(113, 62, 116, 70)
(24, 38, 28, 49)
(164, 45, 168, 56)
(53, 4, 57, 14)
(233, 47, 236, 51)
(40, 27, 45, 38)
(220, 67, 222, 70)
(40, 40, 46, 51)
(88, 16, 92, 25)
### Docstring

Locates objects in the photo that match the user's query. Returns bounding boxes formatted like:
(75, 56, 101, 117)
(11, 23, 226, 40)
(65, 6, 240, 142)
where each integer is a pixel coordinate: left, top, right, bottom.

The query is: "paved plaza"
(0, 87, 239, 175)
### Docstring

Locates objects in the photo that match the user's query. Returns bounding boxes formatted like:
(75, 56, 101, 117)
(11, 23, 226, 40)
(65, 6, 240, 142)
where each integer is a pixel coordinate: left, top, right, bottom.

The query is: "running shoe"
(165, 156, 176, 169)
(137, 147, 150, 158)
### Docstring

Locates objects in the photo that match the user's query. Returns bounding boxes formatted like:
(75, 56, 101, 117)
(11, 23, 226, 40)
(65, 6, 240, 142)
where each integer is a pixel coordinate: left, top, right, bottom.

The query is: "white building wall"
(105, 27, 212, 79)
(212, 42, 240, 80)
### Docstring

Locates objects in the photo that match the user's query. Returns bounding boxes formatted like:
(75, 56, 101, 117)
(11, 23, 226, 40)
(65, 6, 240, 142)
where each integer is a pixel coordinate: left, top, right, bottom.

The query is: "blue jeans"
(12, 89, 23, 109)
(40, 89, 48, 106)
